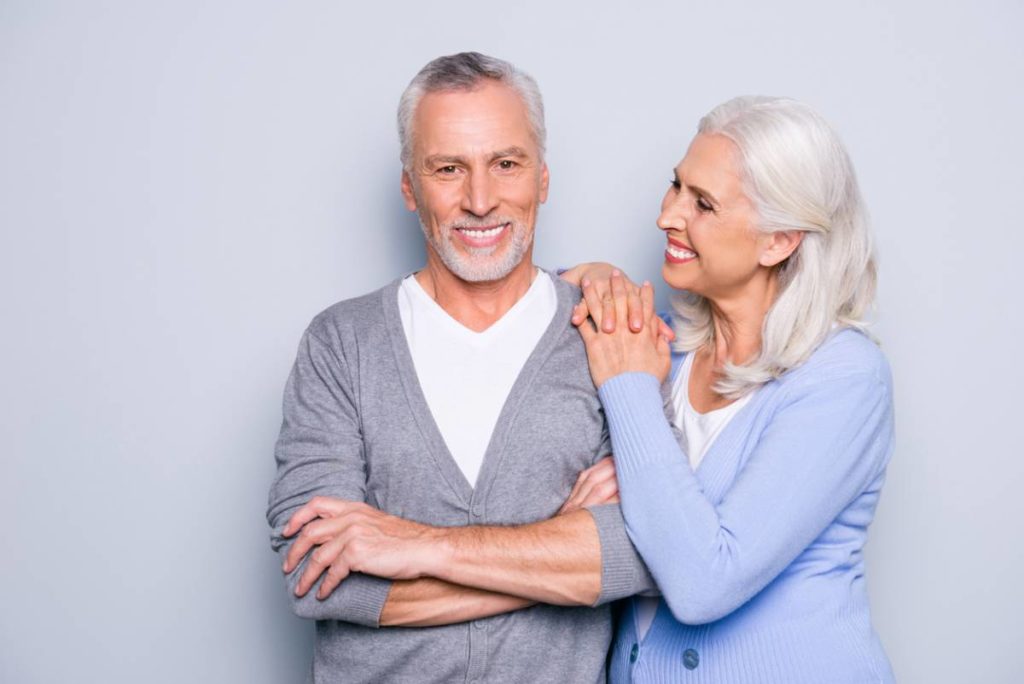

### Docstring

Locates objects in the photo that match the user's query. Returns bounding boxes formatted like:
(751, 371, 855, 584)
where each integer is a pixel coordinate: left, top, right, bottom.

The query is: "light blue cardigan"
(599, 328, 896, 683)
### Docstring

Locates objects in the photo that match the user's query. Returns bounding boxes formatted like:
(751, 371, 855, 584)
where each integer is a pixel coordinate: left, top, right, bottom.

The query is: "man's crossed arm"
(279, 457, 628, 627)
(269, 317, 651, 629)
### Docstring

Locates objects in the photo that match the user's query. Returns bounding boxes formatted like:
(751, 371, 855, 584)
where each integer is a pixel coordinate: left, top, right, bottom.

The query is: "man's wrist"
(417, 525, 455, 579)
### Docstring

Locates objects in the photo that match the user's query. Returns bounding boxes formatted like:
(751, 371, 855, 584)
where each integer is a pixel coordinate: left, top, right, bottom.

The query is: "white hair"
(397, 52, 546, 170)
(671, 96, 877, 398)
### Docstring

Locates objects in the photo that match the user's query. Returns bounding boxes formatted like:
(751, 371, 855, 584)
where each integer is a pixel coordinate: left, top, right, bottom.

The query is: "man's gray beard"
(420, 216, 533, 283)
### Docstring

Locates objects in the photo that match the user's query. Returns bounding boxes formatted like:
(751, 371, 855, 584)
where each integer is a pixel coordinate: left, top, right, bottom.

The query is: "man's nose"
(461, 171, 499, 217)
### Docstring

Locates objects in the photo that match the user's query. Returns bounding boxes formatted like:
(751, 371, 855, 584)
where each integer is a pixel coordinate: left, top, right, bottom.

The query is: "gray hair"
(397, 52, 546, 169)
(672, 96, 877, 398)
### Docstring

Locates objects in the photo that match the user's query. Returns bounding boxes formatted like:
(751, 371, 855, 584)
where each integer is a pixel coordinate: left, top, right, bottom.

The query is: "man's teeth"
(667, 244, 696, 259)
(459, 225, 505, 238)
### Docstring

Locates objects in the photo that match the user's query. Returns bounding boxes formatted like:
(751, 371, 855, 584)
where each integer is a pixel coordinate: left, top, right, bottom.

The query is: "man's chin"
(435, 246, 523, 283)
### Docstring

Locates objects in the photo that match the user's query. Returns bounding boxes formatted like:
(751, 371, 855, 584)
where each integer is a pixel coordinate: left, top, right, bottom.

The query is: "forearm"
(423, 509, 602, 606)
(380, 578, 533, 627)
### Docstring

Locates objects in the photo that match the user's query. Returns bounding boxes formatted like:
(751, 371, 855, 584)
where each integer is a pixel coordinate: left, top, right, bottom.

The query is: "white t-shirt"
(636, 351, 754, 639)
(397, 270, 557, 487)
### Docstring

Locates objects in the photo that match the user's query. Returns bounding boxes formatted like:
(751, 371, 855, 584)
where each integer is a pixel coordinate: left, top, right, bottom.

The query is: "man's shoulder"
(548, 270, 581, 302)
(305, 279, 401, 345)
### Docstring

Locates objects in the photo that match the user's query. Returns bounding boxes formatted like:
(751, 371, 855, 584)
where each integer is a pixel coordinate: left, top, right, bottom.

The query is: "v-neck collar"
(669, 350, 769, 487)
(382, 269, 575, 506)
(401, 268, 549, 345)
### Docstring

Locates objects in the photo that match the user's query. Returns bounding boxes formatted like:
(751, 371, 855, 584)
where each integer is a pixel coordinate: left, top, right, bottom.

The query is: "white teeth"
(459, 225, 505, 238)
(667, 245, 696, 259)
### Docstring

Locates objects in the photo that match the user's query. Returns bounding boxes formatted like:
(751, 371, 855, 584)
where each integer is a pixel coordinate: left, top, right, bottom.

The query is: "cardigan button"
(471, 505, 483, 518)
(683, 648, 699, 670)
(629, 643, 639, 663)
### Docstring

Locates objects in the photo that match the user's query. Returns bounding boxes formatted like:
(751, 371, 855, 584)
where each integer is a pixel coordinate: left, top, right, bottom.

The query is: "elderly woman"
(565, 96, 895, 683)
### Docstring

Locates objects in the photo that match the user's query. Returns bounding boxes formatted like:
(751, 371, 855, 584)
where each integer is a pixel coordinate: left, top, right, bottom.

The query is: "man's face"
(401, 80, 549, 283)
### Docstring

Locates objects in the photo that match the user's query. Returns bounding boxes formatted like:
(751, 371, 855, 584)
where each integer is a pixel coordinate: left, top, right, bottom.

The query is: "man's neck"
(415, 257, 538, 333)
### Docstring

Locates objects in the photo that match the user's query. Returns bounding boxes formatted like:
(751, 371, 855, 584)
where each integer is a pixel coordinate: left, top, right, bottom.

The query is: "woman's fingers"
(571, 298, 591, 327)
(627, 283, 644, 332)
(641, 281, 655, 326)
(581, 279, 606, 330)
(577, 312, 597, 345)
(558, 263, 587, 287)
(658, 318, 676, 342)
(602, 274, 626, 335)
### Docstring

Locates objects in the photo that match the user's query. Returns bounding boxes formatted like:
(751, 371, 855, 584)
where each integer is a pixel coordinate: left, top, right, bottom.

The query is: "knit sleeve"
(266, 324, 391, 627)
(597, 364, 893, 625)
(588, 503, 657, 603)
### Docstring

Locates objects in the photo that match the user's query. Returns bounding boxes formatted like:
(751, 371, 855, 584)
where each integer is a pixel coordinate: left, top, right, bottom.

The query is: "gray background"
(2, 1, 1022, 682)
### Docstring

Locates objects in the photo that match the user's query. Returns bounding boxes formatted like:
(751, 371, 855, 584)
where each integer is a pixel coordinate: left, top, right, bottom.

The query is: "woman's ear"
(759, 230, 804, 267)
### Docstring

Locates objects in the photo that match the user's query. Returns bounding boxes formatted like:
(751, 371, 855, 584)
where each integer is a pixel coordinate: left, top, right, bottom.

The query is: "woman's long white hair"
(671, 96, 877, 398)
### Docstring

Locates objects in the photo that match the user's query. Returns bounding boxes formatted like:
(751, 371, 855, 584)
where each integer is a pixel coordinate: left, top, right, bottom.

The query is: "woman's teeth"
(667, 245, 696, 259)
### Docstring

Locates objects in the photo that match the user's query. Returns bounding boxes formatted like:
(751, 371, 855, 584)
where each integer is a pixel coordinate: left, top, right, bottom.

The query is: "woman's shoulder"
(782, 327, 892, 392)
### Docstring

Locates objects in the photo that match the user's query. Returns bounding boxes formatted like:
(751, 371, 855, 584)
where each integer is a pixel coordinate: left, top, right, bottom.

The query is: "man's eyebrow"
(490, 147, 529, 160)
(422, 154, 466, 167)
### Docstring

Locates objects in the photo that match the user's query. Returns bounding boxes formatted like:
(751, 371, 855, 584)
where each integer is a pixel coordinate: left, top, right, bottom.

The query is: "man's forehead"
(412, 82, 538, 159)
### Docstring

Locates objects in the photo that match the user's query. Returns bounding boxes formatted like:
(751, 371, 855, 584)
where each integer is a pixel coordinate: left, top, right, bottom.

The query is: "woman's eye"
(670, 179, 681, 191)
(697, 196, 714, 212)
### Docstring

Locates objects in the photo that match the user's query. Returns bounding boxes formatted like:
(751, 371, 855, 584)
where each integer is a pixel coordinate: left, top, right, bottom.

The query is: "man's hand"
(558, 456, 620, 514)
(282, 497, 446, 600)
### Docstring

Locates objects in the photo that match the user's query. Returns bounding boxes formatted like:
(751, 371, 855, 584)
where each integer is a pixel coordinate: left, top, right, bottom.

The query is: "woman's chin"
(662, 263, 698, 293)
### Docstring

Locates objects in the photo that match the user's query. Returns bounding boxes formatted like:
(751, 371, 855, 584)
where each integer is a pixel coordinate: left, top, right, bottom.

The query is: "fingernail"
(612, 269, 621, 276)
(581, 278, 590, 287)
(642, 280, 651, 287)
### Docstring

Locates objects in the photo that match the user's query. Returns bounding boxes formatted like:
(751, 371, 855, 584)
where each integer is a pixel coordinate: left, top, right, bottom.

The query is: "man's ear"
(400, 170, 417, 211)
(539, 163, 550, 204)
(760, 230, 804, 267)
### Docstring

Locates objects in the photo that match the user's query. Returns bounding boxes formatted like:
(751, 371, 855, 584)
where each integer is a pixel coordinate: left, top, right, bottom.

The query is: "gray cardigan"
(267, 274, 652, 683)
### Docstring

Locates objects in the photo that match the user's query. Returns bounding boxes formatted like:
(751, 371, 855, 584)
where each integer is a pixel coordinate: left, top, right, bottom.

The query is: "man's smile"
(454, 222, 510, 248)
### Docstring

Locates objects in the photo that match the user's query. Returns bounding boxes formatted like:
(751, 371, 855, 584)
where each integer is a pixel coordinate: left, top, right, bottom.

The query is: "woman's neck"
(705, 272, 778, 368)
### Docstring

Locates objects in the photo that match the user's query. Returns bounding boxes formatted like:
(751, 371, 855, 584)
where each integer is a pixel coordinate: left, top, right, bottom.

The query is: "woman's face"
(658, 133, 776, 301)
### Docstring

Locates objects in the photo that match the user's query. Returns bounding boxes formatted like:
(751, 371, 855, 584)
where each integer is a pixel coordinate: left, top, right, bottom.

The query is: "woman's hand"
(574, 272, 672, 388)
(561, 263, 646, 333)
(559, 456, 620, 514)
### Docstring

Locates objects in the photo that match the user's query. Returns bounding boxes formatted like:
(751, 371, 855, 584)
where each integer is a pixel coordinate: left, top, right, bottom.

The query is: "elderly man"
(267, 52, 653, 683)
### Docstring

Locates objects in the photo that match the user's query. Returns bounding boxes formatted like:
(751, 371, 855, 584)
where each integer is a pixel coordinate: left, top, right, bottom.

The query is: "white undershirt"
(636, 351, 753, 639)
(397, 270, 557, 487)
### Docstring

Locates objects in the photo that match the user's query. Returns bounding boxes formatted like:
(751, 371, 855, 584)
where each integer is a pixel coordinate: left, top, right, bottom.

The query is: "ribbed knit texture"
(599, 329, 896, 683)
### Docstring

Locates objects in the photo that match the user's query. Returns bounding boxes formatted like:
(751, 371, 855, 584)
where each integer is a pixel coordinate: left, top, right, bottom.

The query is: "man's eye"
(438, 165, 458, 174)
(498, 160, 517, 170)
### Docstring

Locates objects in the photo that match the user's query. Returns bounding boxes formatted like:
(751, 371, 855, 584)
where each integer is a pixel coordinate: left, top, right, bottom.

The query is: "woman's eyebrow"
(675, 170, 721, 206)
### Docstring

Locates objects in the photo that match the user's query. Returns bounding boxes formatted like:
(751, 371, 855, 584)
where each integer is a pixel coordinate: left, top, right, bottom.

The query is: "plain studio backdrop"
(2, 1, 1021, 682)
